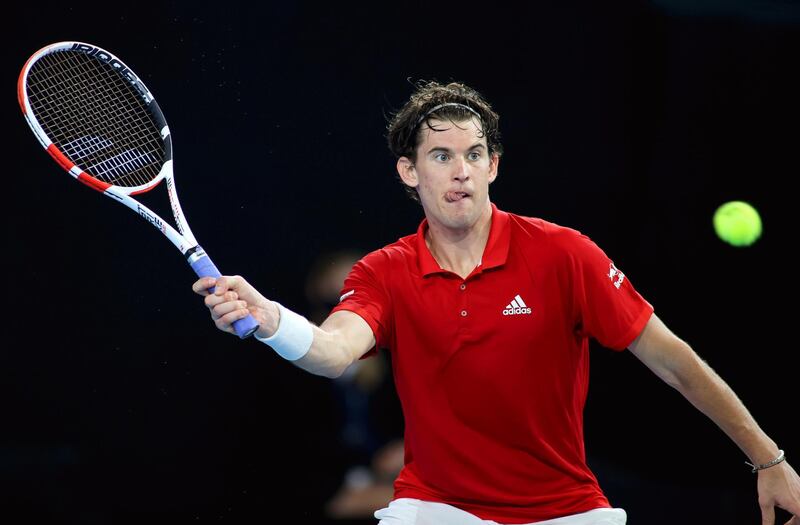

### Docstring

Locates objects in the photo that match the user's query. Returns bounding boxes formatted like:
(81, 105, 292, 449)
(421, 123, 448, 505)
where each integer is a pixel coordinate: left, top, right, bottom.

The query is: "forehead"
(416, 117, 487, 149)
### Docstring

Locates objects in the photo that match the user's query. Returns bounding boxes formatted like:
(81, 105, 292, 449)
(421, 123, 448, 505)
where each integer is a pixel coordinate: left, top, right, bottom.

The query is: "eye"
(467, 151, 482, 161)
(434, 152, 450, 162)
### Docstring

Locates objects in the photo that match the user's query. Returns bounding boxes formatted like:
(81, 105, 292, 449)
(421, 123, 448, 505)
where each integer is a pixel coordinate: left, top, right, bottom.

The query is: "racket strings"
(26, 50, 166, 188)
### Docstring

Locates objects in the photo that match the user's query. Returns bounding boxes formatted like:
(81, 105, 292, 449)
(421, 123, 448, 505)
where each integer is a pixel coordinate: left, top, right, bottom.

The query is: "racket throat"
(185, 245, 208, 265)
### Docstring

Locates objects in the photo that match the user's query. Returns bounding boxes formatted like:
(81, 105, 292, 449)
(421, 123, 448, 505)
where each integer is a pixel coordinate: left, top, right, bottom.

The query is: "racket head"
(18, 41, 173, 195)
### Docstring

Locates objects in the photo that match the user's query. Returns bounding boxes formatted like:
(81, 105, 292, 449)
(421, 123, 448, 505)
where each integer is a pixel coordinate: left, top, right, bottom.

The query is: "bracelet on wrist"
(745, 450, 785, 473)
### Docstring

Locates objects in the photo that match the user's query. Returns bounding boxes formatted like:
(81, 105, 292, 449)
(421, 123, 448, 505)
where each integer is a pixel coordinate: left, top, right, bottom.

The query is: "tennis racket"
(18, 41, 259, 339)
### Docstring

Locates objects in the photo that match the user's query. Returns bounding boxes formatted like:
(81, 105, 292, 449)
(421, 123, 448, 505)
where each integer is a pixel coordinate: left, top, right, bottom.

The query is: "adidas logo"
(502, 294, 532, 316)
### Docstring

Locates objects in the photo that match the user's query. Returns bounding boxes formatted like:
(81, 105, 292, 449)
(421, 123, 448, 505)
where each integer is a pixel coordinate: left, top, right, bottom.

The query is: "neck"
(425, 201, 493, 279)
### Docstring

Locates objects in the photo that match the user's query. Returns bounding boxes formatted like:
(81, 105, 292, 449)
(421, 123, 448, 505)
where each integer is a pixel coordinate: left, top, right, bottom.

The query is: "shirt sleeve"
(330, 251, 393, 355)
(565, 231, 654, 351)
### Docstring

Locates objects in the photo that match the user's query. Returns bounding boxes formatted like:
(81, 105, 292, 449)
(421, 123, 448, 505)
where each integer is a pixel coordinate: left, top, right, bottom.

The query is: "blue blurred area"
(2, 1, 797, 523)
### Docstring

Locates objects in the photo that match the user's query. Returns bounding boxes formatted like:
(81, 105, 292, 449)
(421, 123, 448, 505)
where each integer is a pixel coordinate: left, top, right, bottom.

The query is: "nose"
(453, 158, 469, 182)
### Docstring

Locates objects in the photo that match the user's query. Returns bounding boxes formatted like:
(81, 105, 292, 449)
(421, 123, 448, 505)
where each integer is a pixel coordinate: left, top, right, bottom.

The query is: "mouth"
(445, 191, 471, 203)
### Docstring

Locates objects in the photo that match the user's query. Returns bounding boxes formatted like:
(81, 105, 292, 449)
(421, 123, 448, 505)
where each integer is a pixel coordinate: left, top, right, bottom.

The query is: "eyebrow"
(425, 143, 487, 155)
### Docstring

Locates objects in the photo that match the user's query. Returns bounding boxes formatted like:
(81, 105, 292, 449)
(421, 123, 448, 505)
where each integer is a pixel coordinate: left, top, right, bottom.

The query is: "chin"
(422, 195, 483, 229)
(442, 209, 479, 230)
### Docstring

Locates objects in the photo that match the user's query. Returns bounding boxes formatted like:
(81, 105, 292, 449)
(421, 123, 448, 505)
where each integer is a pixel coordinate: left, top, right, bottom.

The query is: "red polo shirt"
(332, 204, 653, 523)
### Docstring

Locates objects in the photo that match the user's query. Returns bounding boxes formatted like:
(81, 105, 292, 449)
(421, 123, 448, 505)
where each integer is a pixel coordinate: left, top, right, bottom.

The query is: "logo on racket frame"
(70, 43, 153, 103)
(137, 204, 165, 233)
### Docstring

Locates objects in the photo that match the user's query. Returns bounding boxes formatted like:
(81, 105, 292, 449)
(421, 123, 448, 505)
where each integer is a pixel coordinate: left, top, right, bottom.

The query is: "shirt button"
(460, 283, 466, 291)
(460, 310, 468, 317)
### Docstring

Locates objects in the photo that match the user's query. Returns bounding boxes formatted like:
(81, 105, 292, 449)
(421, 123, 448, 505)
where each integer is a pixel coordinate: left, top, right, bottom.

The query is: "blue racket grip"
(189, 249, 260, 339)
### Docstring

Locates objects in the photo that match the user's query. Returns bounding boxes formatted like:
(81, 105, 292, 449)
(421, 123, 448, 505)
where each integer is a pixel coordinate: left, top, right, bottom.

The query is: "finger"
(785, 515, 798, 525)
(212, 299, 248, 319)
(214, 275, 241, 296)
(204, 290, 239, 308)
(192, 277, 217, 296)
(217, 307, 251, 331)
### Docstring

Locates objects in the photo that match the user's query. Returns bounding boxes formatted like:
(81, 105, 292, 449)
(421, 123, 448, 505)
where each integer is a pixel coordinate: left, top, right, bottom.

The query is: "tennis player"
(193, 81, 800, 524)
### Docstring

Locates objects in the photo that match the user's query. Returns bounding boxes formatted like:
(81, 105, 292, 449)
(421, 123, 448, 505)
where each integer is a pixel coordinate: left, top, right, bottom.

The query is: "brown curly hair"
(386, 80, 503, 202)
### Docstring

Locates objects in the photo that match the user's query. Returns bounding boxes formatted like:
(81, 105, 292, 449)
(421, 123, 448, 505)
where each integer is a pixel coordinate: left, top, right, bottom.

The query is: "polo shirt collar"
(416, 202, 511, 277)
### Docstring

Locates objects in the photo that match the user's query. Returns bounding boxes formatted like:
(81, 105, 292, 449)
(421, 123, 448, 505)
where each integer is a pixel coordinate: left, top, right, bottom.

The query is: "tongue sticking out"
(446, 191, 469, 202)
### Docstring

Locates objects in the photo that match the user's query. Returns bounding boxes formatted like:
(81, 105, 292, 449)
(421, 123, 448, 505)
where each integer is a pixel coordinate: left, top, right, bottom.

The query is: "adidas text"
(503, 307, 532, 316)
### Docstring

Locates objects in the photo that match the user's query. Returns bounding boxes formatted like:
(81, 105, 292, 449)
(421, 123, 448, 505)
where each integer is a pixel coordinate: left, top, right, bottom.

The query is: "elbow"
(311, 345, 356, 379)
(320, 364, 348, 379)
(322, 361, 357, 379)
(640, 339, 698, 391)
(330, 351, 360, 379)
(301, 359, 348, 379)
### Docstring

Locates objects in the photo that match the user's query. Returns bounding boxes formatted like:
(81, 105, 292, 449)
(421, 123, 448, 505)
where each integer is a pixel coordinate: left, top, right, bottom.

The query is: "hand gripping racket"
(18, 41, 260, 338)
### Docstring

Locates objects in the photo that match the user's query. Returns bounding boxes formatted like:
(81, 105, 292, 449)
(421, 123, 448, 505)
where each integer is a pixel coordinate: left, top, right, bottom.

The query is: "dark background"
(2, 1, 798, 523)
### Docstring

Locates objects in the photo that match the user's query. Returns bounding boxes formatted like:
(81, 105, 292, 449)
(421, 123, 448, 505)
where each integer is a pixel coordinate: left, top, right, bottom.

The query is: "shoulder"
(354, 233, 418, 273)
(505, 211, 591, 254)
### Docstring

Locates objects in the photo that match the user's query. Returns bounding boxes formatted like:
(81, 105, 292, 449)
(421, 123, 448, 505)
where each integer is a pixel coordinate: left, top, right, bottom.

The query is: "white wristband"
(254, 302, 313, 361)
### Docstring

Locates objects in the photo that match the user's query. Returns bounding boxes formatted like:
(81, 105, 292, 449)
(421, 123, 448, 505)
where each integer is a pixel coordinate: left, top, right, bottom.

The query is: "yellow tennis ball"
(713, 201, 762, 247)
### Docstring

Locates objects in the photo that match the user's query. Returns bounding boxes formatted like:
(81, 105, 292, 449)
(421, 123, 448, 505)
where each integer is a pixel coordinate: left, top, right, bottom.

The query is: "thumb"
(192, 277, 217, 296)
(762, 504, 775, 525)
(214, 275, 232, 295)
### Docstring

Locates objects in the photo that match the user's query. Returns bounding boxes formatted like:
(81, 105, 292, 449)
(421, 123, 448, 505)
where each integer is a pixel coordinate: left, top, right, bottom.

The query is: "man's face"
(398, 117, 499, 233)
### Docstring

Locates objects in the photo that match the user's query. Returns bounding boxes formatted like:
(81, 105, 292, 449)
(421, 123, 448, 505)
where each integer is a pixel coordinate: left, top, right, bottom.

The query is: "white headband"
(416, 102, 481, 127)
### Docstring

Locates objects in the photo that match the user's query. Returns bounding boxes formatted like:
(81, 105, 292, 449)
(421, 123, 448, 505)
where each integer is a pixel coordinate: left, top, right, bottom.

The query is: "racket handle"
(188, 248, 260, 339)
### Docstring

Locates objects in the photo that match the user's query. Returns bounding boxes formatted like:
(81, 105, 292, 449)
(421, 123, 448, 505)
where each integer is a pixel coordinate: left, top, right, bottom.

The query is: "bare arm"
(628, 312, 800, 524)
(299, 310, 377, 377)
(192, 275, 375, 378)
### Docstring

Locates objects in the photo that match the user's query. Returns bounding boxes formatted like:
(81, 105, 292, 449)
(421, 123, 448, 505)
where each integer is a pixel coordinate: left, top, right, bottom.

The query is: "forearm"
(257, 301, 354, 378)
(292, 324, 355, 378)
(678, 353, 800, 521)
(629, 316, 781, 465)
(254, 299, 374, 378)
(195, 276, 373, 380)
(672, 351, 780, 465)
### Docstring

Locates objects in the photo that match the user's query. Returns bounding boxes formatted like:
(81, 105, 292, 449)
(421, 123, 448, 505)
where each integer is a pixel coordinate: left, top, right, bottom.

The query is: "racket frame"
(18, 41, 258, 337)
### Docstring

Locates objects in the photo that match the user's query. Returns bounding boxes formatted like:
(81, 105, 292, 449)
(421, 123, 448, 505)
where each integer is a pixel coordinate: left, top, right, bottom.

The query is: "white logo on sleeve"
(339, 290, 355, 303)
(502, 294, 532, 315)
(608, 263, 625, 289)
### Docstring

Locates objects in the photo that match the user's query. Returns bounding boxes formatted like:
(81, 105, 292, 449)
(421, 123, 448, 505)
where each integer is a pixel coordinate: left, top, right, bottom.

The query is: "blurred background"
(2, 1, 798, 523)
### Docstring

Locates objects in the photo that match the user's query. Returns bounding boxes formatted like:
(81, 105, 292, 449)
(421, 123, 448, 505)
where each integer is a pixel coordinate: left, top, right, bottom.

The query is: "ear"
(488, 153, 500, 184)
(396, 157, 418, 188)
